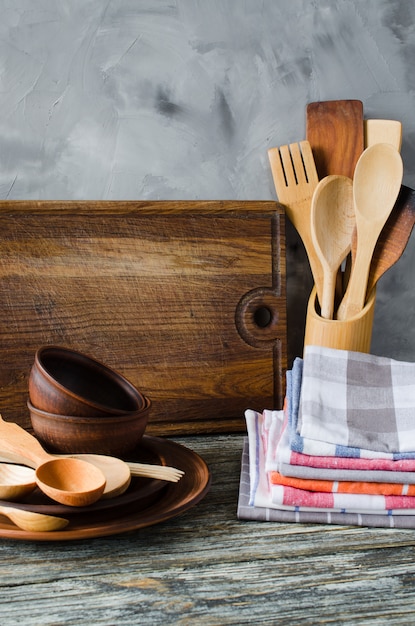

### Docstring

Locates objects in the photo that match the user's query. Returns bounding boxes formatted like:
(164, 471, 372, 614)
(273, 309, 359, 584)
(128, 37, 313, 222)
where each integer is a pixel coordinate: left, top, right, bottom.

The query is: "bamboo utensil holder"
(304, 286, 376, 354)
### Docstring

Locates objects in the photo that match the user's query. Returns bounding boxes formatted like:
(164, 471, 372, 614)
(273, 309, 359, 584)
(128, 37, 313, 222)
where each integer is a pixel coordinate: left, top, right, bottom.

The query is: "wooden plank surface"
(1, 434, 415, 625)
(0, 201, 286, 434)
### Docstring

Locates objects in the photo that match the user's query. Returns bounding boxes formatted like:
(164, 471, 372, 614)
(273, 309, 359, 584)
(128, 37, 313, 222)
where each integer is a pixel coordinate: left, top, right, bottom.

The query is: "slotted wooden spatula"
(268, 140, 323, 303)
(306, 100, 364, 179)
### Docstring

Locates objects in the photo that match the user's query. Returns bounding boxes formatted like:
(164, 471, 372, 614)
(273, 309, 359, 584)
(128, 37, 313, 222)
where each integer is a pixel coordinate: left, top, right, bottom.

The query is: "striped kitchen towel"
(242, 410, 415, 524)
(237, 437, 415, 529)
(265, 408, 415, 484)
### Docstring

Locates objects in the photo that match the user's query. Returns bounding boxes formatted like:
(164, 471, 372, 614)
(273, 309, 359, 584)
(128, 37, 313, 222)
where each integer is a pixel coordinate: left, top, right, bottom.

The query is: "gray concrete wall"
(0, 0, 414, 363)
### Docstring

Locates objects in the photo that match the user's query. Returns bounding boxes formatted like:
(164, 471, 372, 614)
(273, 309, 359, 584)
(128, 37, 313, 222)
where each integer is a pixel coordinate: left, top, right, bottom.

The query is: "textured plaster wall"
(0, 0, 414, 363)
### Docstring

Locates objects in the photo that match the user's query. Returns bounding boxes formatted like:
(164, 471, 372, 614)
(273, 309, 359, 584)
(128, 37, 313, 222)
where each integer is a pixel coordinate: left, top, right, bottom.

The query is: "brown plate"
(0, 436, 168, 516)
(0, 436, 211, 541)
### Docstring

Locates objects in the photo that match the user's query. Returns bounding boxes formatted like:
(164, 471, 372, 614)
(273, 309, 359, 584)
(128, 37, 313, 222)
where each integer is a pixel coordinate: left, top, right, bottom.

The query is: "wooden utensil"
(364, 119, 402, 151)
(0, 452, 183, 498)
(343, 118, 405, 294)
(0, 416, 106, 507)
(311, 175, 354, 319)
(0, 504, 68, 532)
(306, 100, 364, 178)
(0, 464, 36, 500)
(307, 100, 364, 301)
(65, 455, 184, 485)
(268, 140, 323, 303)
(351, 184, 415, 297)
(337, 143, 403, 320)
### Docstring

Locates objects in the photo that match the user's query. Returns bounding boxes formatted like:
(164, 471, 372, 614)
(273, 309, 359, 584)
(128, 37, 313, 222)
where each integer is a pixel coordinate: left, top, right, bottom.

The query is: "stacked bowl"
(28, 345, 151, 458)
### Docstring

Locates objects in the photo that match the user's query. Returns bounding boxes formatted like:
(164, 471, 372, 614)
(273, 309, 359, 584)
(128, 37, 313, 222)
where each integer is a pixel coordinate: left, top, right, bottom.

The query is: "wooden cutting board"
(0, 201, 286, 435)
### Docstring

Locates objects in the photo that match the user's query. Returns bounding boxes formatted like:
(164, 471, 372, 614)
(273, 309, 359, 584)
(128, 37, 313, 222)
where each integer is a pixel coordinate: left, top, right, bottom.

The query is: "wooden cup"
(304, 286, 376, 354)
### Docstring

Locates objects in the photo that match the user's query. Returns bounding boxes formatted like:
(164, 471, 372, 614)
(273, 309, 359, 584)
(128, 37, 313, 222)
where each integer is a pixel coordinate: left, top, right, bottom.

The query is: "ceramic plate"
(0, 436, 211, 541)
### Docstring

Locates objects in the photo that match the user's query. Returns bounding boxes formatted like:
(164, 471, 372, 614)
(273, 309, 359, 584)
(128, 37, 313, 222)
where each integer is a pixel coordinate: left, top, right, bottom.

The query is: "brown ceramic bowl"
(28, 397, 151, 458)
(29, 345, 146, 417)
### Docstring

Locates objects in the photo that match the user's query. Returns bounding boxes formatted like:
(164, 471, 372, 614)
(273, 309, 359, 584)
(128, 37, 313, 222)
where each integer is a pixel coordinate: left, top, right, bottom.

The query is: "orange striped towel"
(269, 471, 415, 496)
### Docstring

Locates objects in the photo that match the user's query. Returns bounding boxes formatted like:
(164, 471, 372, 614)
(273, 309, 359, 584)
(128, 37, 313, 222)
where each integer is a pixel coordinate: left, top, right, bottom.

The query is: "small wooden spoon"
(0, 464, 36, 500)
(337, 143, 403, 320)
(0, 504, 69, 532)
(0, 416, 106, 507)
(311, 175, 354, 319)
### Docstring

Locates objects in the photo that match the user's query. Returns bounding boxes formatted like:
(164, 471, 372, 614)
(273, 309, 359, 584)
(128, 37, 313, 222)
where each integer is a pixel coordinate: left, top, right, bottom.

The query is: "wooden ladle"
(0, 416, 106, 507)
(311, 175, 354, 319)
(337, 143, 403, 320)
(0, 504, 68, 532)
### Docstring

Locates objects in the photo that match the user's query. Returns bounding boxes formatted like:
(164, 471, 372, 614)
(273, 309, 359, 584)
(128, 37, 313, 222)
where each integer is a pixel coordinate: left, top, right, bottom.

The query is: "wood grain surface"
(306, 100, 364, 179)
(0, 201, 286, 435)
(1, 434, 415, 625)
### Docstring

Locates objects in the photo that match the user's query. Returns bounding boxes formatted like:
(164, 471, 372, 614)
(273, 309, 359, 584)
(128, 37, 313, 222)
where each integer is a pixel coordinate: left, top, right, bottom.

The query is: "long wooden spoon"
(337, 143, 403, 320)
(351, 184, 415, 297)
(0, 504, 68, 532)
(0, 416, 106, 507)
(343, 118, 405, 293)
(311, 175, 354, 319)
(350, 118, 410, 296)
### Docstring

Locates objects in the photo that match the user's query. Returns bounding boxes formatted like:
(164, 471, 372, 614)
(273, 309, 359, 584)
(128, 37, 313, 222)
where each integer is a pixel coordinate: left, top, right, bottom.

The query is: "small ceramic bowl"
(29, 345, 146, 417)
(28, 397, 151, 458)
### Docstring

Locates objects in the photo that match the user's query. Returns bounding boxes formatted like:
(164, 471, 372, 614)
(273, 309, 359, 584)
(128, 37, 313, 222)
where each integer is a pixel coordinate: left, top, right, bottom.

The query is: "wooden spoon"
(0, 416, 106, 507)
(306, 99, 364, 301)
(337, 143, 403, 320)
(0, 464, 36, 500)
(0, 450, 130, 499)
(351, 184, 415, 297)
(343, 118, 405, 293)
(311, 175, 354, 319)
(0, 504, 68, 532)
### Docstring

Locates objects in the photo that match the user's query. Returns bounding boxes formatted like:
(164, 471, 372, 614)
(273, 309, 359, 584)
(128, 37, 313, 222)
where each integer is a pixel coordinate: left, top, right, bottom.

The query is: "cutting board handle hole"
(235, 287, 285, 349)
(254, 306, 272, 328)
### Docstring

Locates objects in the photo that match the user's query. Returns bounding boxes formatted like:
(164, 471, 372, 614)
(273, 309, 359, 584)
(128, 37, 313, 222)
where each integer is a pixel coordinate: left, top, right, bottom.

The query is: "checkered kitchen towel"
(298, 346, 415, 454)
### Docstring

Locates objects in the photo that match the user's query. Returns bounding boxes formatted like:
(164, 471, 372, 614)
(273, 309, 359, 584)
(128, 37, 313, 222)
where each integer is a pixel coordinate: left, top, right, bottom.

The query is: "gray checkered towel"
(299, 346, 415, 454)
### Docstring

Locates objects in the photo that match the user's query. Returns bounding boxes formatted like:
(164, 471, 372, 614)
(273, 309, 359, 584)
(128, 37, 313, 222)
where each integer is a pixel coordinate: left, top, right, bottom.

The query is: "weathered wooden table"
(1, 433, 415, 625)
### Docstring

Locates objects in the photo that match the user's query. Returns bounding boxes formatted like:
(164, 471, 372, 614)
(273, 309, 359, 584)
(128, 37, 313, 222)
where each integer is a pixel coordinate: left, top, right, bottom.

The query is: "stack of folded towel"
(238, 345, 415, 528)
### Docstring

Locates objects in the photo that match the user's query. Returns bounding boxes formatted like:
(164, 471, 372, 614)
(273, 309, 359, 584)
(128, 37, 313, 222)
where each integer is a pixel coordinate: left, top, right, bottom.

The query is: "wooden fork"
(268, 140, 323, 305)
(127, 462, 184, 482)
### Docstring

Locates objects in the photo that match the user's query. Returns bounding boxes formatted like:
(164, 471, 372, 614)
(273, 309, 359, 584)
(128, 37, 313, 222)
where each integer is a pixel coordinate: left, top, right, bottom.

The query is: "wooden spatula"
(306, 100, 364, 179)
(364, 119, 402, 151)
